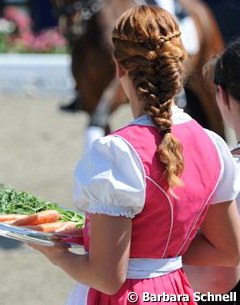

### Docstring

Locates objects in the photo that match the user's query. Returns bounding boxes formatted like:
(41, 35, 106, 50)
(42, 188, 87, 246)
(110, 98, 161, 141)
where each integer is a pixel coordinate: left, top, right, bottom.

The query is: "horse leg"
(85, 83, 116, 147)
(59, 88, 83, 113)
(72, 37, 115, 107)
(85, 77, 127, 148)
(69, 38, 117, 147)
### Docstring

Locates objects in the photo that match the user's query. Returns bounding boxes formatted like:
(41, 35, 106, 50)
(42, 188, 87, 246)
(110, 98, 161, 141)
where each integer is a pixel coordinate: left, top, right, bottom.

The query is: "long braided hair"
(112, 5, 188, 188)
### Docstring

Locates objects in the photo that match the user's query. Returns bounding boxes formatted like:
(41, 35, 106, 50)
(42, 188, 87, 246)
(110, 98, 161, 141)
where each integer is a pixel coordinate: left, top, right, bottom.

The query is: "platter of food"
(0, 184, 85, 247)
(0, 222, 83, 247)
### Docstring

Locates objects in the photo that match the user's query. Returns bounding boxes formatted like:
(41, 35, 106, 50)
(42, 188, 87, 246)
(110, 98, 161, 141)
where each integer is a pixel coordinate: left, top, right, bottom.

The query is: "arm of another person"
(183, 134, 240, 293)
(183, 201, 240, 293)
(30, 214, 132, 295)
(183, 200, 240, 267)
(183, 264, 240, 294)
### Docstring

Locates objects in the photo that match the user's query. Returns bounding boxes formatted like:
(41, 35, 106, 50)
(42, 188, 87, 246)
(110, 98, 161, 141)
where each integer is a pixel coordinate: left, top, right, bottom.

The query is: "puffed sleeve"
(73, 135, 146, 218)
(206, 130, 240, 204)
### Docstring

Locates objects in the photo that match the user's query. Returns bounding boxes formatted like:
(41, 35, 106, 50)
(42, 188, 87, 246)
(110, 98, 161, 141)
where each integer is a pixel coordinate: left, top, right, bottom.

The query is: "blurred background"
(0, 1, 239, 305)
(203, 0, 240, 44)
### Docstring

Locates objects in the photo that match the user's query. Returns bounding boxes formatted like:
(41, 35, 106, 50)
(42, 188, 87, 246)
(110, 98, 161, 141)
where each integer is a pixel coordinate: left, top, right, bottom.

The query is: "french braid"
(112, 5, 188, 188)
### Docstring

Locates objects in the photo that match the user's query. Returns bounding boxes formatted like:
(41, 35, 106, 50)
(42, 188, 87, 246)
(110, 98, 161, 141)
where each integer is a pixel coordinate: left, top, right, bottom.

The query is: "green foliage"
(0, 184, 84, 228)
(0, 31, 67, 54)
(0, 33, 8, 53)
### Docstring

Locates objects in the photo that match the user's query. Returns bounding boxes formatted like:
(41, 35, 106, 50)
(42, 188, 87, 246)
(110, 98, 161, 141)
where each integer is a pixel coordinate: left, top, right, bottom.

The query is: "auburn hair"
(112, 5, 188, 188)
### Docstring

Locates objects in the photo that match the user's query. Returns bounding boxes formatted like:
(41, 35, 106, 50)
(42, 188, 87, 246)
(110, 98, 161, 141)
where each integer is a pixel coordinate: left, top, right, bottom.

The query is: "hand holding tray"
(0, 222, 83, 248)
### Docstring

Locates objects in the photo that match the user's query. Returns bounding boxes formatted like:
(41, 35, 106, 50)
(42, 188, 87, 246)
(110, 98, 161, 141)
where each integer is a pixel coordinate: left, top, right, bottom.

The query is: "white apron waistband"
(126, 256, 182, 279)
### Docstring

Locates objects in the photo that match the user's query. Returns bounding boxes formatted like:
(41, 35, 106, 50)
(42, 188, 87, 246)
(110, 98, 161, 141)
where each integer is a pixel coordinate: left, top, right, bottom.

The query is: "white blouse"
(232, 143, 240, 214)
(74, 106, 240, 218)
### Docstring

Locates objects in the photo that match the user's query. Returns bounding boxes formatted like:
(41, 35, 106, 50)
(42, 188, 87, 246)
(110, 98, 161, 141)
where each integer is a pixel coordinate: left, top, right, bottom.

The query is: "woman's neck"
(125, 79, 145, 119)
(232, 108, 240, 144)
(130, 96, 145, 119)
(121, 72, 176, 119)
(230, 98, 240, 143)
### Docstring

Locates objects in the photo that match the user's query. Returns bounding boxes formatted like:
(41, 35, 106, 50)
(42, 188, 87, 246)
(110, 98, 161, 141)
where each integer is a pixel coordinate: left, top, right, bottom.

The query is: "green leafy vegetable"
(0, 184, 84, 228)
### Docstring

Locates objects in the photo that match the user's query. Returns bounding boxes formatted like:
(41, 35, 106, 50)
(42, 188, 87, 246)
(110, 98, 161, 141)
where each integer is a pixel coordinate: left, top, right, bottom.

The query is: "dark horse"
(52, 0, 225, 140)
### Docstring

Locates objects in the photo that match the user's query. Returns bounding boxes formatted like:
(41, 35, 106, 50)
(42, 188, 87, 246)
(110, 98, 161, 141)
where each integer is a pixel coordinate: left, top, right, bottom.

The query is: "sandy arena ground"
(0, 95, 131, 305)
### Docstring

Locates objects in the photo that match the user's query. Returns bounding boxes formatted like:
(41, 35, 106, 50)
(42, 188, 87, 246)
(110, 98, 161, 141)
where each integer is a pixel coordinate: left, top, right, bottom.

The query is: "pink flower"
(3, 6, 32, 33)
(2, 7, 67, 53)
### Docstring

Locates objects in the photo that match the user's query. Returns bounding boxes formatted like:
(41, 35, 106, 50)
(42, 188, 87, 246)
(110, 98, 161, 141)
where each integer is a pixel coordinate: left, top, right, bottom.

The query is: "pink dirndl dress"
(68, 116, 222, 305)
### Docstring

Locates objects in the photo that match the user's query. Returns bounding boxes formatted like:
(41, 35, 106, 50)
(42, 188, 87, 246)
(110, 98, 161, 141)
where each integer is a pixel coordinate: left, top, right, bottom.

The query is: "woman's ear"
(218, 85, 230, 110)
(114, 59, 125, 78)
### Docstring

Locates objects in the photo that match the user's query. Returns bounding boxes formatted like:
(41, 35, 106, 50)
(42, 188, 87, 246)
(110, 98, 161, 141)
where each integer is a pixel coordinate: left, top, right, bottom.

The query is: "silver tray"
(0, 222, 83, 248)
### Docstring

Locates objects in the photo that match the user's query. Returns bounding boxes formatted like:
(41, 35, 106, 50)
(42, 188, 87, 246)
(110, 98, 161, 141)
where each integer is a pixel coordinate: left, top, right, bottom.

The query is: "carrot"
(0, 214, 28, 222)
(1, 220, 18, 224)
(12, 210, 60, 226)
(24, 221, 77, 233)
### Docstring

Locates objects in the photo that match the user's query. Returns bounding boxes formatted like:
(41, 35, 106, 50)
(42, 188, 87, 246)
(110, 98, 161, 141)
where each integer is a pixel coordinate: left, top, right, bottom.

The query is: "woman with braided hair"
(28, 5, 240, 305)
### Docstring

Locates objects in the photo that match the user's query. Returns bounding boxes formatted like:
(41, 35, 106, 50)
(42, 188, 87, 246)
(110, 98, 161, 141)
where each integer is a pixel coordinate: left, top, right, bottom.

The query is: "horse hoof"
(59, 99, 82, 113)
